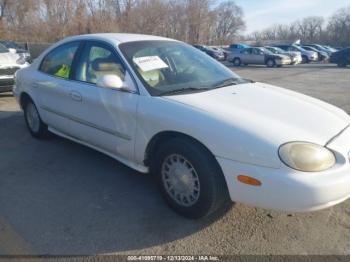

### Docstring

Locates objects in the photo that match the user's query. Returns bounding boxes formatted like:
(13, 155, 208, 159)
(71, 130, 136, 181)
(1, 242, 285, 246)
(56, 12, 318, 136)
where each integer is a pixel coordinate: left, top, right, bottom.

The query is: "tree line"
(0, 0, 245, 45)
(0, 0, 349, 47)
(246, 6, 350, 47)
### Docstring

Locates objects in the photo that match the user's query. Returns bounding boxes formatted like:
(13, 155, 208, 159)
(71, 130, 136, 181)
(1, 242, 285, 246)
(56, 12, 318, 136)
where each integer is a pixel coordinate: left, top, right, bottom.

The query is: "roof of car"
(63, 33, 177, 44)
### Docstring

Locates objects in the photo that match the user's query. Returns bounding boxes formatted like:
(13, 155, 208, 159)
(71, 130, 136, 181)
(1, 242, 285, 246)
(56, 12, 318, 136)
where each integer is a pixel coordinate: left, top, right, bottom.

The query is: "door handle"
(69, 91, 82, 102)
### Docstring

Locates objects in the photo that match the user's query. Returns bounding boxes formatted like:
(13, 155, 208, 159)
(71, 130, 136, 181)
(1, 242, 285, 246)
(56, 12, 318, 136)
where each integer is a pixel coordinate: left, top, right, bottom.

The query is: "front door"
(66, 41, 139, 160)
(251, 48, 265, 64)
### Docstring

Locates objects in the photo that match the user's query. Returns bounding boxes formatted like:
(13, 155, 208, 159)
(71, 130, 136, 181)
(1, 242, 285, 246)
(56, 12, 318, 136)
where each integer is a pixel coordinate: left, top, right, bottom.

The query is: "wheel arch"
(19, 92, 33, 110)
(144, 131, 223, 174)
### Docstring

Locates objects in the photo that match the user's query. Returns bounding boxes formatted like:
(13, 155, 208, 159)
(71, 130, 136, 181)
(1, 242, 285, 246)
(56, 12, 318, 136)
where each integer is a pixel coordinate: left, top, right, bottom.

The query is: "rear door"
(35, 41, 81, 135)
(240, 48, 252, 63)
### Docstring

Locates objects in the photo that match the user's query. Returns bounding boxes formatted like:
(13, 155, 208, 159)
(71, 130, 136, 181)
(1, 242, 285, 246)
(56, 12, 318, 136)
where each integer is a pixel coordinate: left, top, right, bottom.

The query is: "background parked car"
(322, 45, 338, 53)
(212, 47, 229, 60)
(301, 46, 329, 62)
(0, 43, 29, 93)
(330, 47, 350, 67)
(274, 44, 318, 63)
(303, 44, 333, 56)
(228, 47, 291, 67)
(265, 46, 302, 65)
(0, 40, 31, 62)
(224, 43, 251, 57)
(193, 44, 225, 60)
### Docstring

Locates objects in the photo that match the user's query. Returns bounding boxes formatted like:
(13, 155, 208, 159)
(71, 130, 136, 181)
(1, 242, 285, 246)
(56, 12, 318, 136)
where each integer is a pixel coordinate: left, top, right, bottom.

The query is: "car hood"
(165, 82, 350, 147)
(16, 48, 29, 53)
(0, 52, 20, 67)
(286, 51, 301, 57)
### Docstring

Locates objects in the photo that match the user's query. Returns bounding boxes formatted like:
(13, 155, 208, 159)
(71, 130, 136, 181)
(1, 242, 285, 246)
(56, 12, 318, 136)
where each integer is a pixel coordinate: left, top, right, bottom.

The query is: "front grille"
(0, 67, 20, 76)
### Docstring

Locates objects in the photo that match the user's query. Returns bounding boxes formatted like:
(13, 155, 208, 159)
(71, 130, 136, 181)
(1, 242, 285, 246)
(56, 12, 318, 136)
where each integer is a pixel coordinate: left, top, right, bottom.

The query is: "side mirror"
(96, 74, 124, 89)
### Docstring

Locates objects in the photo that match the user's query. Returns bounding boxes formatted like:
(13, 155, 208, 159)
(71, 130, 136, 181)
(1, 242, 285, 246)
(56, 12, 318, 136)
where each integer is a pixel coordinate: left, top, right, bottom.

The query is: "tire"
(302, 55, 309, 64)
(232, 58, 241, 67)
(154, 137, 230, 219)
(23, 98, 49, 139)
(266, 59, 276, 67)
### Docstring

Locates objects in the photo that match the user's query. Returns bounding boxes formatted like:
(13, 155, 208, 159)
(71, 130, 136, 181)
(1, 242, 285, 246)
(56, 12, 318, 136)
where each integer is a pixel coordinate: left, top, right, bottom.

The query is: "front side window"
(252, 48, 263, 55)
(39, 42, 79, 79)
(74, 42, 126, 84)
(119, 41, 243, 96)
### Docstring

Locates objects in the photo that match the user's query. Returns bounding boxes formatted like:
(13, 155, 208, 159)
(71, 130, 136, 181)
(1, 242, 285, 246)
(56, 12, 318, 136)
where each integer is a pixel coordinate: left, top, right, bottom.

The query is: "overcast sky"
(233, 0, 350, 34)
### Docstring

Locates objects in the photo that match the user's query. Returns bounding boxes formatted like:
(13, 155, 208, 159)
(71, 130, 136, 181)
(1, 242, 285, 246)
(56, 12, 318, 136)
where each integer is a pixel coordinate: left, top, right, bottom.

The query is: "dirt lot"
(0, 63, 350, 256)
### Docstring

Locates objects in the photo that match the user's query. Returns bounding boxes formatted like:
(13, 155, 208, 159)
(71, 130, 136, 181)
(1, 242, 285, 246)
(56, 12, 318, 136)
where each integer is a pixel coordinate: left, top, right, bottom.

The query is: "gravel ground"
(0, 63, 350, 256)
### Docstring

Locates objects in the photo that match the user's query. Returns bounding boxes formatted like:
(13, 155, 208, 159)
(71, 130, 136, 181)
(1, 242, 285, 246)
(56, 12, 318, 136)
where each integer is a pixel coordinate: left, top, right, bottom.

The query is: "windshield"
(266, 47, 277, 54)
(260, 47, 274, 55)
(119, 41, 243, 96)
(324, 46, 336, 52)
(273, 47, 284, 53)
(304, 46, 317, 52)
(0, 43, 9, 53)
(312, 45, 327, 52)
(293, 45, 306, 52)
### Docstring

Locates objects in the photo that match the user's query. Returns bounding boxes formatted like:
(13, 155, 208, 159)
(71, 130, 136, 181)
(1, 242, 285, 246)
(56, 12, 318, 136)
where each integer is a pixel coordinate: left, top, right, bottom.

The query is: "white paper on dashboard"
(133, 56, 169, 72)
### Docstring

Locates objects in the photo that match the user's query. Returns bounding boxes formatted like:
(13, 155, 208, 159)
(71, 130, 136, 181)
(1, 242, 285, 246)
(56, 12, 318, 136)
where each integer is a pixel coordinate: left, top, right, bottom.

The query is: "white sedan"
(0, 43, 29, 93)
(13, 34, 350, 219)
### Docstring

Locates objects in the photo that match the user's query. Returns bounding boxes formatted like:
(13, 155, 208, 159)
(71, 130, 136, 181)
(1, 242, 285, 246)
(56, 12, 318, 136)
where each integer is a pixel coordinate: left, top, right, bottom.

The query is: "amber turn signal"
(237, 175, 262, 186)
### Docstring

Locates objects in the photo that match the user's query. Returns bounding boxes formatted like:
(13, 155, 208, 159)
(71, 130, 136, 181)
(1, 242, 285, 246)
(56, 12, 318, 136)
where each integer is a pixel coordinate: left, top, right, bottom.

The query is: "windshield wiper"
(158, 87, 210, 96)
(213, 77, 254, 89)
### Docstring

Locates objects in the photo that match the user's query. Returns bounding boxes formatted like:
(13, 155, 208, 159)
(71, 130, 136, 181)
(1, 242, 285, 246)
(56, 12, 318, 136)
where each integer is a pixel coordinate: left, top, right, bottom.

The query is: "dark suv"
(330, 48, 350, 67)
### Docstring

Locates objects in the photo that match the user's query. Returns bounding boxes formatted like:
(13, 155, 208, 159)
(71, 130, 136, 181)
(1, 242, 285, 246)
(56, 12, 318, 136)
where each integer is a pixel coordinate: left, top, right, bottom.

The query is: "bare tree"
(327, 6, 350, 47)
(0, 0, 249, 45)
(0, 0, 8, 35)
(212, 1, 245, 45)
(295, 16, 324, 42)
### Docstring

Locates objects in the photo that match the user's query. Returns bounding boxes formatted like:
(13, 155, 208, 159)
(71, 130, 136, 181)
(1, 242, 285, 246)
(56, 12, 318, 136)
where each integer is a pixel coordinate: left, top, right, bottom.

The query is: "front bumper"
(292, 56, 302, 64)
(0, 76, 14, 93)
(217, 127, 350, 212)
(309, 55, 318, 61)
(215, 55, 225, 61)
(276, 59, 291, 65)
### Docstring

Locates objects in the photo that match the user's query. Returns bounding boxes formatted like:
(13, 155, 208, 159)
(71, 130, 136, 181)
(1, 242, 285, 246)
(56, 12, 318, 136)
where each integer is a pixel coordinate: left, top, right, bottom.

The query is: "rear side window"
(39, 42, 80, 79)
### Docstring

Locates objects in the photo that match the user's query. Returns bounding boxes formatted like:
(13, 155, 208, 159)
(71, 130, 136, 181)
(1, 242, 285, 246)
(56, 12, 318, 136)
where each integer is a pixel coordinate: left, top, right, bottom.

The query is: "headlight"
(16, 56, 26, 65)
(278, 142, 336, 172)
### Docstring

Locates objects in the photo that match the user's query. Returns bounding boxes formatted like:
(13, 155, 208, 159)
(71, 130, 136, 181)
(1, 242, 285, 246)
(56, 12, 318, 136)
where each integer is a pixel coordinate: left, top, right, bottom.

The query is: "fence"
(16, 42, 52, 59)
